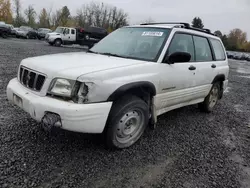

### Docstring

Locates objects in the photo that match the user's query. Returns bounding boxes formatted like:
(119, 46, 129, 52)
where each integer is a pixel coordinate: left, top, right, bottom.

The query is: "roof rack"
(140, 22, 190, 28)
(140, 22, 215, 36)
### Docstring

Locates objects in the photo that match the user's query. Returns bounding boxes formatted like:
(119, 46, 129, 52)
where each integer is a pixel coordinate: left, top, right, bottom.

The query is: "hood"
(47, 32, 61, 36)
(17, 30, 28, 34)
(21, 52, 146, 79)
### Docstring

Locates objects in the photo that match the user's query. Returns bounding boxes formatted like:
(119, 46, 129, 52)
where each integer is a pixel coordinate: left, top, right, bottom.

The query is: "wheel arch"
(211, 74, 226, 99)
(212, 74, 225, 84)
(107, 81, 156, 102)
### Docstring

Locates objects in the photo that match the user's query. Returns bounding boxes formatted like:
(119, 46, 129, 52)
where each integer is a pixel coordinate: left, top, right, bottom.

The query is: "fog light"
(41, 112, 62, 131)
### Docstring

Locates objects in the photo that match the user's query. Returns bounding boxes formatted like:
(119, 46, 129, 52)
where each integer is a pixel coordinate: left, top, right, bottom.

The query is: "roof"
(126, 22, 219, 39)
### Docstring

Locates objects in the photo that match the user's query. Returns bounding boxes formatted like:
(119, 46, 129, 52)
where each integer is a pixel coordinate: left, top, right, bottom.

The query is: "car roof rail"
(140, 22, 190, 28)
(140, 22, 215, 36)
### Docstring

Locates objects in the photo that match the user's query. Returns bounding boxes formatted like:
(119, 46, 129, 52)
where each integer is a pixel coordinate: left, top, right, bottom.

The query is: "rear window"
(210, 39, 226, 60)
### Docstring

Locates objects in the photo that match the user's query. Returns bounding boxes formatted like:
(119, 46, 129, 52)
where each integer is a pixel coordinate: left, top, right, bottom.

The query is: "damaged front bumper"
(6, 78, 112, 133)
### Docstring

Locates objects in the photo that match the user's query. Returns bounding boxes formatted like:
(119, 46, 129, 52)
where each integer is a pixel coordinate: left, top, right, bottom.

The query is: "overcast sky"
(21, 0, 250, 37)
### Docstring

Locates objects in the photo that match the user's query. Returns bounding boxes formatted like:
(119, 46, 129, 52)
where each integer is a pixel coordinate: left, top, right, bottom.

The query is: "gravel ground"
(0, 38, 250, 188)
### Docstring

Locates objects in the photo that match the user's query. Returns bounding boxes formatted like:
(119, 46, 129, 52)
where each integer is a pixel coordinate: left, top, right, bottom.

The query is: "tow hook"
(41, 112, 62, 131)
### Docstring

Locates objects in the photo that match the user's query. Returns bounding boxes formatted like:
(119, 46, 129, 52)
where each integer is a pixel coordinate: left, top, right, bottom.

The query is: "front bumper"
(7, 78, 112, 133)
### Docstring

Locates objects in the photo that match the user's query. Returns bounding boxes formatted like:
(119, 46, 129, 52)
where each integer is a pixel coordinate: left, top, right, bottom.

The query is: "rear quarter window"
(210, 38, 226, 60)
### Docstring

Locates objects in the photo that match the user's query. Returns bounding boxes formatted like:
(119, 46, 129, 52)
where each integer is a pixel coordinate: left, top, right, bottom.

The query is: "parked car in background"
(0, 22, 11, 38)
(234, 52, 245, 60)
(16, 26, 38, 39)
(45, 26, 108, 47)
(226, 51, 235, 59)
(37, 28, 52, 40)
(12, 27, 19, 36)
(6, 24, 17, 36)
(245, 54, 250, 61)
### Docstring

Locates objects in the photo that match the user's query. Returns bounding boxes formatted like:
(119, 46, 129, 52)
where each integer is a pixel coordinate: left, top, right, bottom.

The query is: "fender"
(107, 81, 156, 101)
(212, 74, 225, 84)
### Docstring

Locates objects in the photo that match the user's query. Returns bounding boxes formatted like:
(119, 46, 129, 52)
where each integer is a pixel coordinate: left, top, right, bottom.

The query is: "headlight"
(49, 78, 75, 97)
(49, 79, 93, 103)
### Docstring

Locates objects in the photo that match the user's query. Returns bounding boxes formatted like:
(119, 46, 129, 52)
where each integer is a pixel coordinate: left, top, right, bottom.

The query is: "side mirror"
(167, 52, 191, 64)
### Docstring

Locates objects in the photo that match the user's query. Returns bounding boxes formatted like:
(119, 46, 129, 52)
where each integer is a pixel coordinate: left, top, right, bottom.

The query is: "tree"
(214, 30, 223, 38)
(39, 8, 50, 28)
(13, 0, 26, 26)
(227, 28, 247, 51)
(0, 0, 13, 23)
(192, 17, 204, 29)
(140, 17, 155, 24)
(24, 5, 36, 27)
(60, 6, 70, 26)
(75, 1, 128, 30)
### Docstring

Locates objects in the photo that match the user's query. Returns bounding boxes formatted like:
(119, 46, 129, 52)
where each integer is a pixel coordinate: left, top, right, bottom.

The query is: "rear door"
(191, 35, 217, 94)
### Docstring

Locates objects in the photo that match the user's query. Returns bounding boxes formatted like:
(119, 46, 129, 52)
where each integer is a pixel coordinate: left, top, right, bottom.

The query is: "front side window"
(90, 27, 171, 62)
(210, 39, 226, 60)
(193, 36, 213, 61)
(71, 29, 75, 34)
(65, 29, 70, 34)
(167, 33, 195, 61)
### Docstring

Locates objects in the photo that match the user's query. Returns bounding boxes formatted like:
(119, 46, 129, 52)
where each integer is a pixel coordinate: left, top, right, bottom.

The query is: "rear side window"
(193, 36, 213, 62)
(71, 29, 75, 34)
(168, 33, 195, 61)
(210, 39, 226, 60)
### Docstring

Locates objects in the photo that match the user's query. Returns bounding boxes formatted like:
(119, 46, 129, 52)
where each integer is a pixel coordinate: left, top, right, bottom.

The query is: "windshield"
(90, 27, 171, 62)
(20, 26, 31, 31)
(54, 27, 64, 33)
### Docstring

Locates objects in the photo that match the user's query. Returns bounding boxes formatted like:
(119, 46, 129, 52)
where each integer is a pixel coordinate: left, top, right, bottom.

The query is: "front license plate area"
(13, 94, 23, 108)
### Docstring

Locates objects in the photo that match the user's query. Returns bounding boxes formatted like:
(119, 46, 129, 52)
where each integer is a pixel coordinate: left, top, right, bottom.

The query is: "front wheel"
(199, 82, 221, 113)
(54, 39, 62, 47)
(105, 95, 149, 149)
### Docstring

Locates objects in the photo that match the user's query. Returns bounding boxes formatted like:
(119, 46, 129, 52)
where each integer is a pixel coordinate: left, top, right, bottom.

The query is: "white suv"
(6, 22, 229, 149)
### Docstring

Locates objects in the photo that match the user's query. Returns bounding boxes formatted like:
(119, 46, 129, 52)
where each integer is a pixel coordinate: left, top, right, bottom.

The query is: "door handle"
(189, 65, 196, 71)
(211, 64, 216, 68)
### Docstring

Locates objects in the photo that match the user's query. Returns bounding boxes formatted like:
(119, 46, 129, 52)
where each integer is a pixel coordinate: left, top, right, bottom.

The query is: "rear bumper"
(7, 78, 112, 133)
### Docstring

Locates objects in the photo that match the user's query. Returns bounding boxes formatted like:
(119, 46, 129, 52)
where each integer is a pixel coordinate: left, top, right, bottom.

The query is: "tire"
(105, 95, 149, 149)
(54, 39, 62, 47)
(85, 34, 90, 40)
(2, 32, 8, 38)
(199, 82, 221, 113)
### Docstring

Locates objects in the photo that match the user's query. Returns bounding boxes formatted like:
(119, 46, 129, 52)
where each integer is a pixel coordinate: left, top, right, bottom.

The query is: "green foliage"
(191, 17, 204, 29)
(214, 30, 223, 38)
(39, 8, 50, 28)
(60, 6, 70, 26)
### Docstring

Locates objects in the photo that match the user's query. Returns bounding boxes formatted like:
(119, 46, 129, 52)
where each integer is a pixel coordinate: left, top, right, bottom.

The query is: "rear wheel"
(2, 32, 8, 38)
(199, 82, 221, 113)
(85, 34, 90, 40)
(105, 95, 149, 149)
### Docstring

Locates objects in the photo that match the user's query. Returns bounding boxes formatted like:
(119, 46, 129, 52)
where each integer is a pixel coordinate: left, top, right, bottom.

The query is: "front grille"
(19, 67, 46, 91)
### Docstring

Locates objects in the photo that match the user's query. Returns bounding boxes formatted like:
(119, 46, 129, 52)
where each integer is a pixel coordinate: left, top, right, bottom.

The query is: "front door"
(62, 28, 76, 44)
(155, 33, 198, 112)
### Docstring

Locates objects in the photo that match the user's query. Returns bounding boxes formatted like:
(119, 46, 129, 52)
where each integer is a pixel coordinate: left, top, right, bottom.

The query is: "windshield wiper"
(99, 52, 127, 58)
(87, 49, 98, 54)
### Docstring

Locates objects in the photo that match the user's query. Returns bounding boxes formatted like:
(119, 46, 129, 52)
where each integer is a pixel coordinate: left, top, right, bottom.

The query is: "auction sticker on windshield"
(142, 31, 164, 37)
